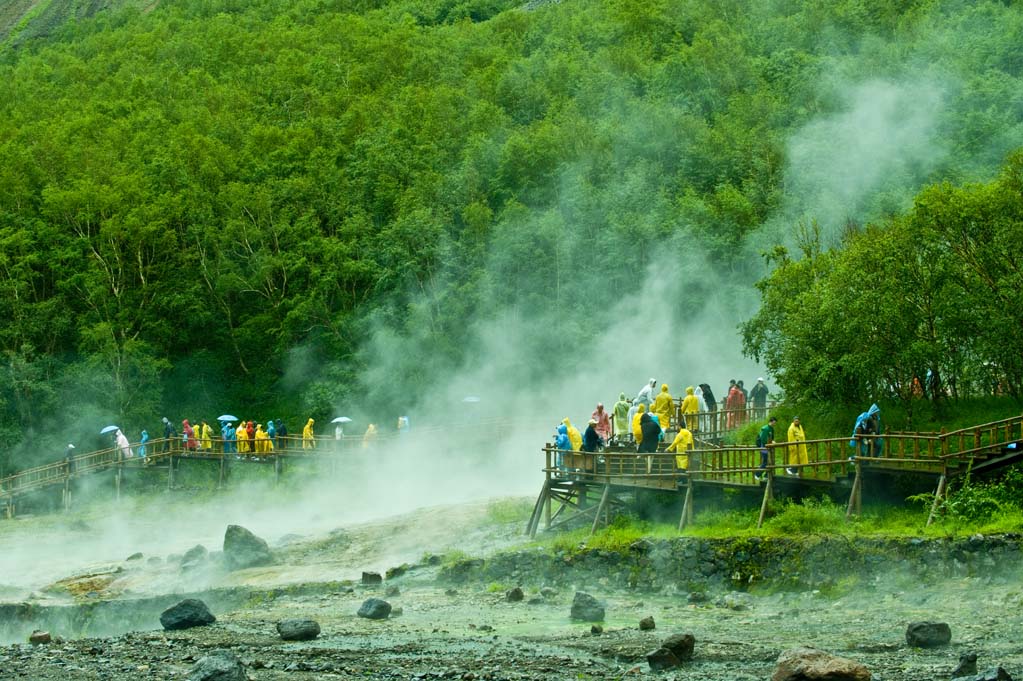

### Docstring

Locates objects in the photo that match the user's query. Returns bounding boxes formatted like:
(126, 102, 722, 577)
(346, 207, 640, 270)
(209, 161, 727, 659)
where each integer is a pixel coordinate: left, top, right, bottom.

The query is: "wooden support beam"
(590, 484, 611, 535)
(926, 472, 947, 527)
(115, 463, 122, 502)
(274, 455, 282, 485)
(526, 481, 549, 538)
(678, 482, 694, 531)
(168, 455, 175, 490)
(846, 461, 862, 519)
(218, 455, 226, 489)
(756, 473, 773, 528)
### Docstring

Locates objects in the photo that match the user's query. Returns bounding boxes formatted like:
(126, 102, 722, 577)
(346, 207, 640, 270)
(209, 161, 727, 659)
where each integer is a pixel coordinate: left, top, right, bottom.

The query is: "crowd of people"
(553, 377, 774, 472)
(93, 414, 414, 461)
(553, 376, 883, 481)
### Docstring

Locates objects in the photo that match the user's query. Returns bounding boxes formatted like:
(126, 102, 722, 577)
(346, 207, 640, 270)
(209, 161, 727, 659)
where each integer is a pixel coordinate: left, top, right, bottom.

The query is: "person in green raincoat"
(612, 393, 630, 442)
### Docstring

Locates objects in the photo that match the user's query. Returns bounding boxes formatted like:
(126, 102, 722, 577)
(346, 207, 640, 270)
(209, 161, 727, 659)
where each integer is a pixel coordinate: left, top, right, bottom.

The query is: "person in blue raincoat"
(554, 423, 571, 470)
(850, 403, 882, 457)
(138, 430, 149, 459)
(225, 422, 237, 454)
(267, 419, 276, 450)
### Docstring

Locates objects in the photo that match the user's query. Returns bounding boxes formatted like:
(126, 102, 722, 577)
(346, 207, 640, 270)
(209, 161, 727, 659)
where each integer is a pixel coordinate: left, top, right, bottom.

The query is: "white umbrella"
(217, 414, 239, 422)
(100, 425, 120, 435)
(462, 396, 481, 403)
(331, 417, 353, 424)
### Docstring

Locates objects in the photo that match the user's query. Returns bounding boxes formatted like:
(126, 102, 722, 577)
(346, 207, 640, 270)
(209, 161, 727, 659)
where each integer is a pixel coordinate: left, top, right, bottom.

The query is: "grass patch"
(486, 497, 533, 524)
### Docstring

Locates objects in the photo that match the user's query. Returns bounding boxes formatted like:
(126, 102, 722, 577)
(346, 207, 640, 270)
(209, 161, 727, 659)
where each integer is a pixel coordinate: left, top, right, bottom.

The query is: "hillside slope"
(0, 0, 151, 46)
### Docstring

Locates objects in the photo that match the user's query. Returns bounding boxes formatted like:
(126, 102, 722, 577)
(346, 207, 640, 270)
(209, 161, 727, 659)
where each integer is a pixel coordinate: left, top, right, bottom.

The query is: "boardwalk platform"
(525, 414, 1023, 536)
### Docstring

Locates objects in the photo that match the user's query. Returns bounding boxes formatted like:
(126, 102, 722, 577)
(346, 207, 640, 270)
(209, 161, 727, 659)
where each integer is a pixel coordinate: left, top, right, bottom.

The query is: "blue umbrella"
(217, 414, 238, 422)
(100, 425, 120, 435)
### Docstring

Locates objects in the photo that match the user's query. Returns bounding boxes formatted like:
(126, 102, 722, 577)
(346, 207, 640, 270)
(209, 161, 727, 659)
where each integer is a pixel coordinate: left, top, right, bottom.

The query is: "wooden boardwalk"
(525, 413, 1023, 536)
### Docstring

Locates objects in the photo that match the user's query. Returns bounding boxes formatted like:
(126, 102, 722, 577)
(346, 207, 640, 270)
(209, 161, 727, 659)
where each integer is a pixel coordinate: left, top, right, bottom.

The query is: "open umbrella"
(462, 396, 481, 403)
(217, 414, 239, 422)
(331, 416, 353, 424)
(100, 425, 120, 435)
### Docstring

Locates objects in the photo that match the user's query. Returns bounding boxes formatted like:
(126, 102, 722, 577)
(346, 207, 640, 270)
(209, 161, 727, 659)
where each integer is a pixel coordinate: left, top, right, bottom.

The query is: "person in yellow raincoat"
(362, 423, 377, 448)
(786, 416, 807, 476)
(302, 418, 316, 449)
(236, 420, 249, 454)
(255, 423, 273, 454)
(200, 420, 213, 452)
(680, 386, 700, 432)
(652, 384, 673, 433)
(562, 418, 582, 451)
(667, 424, 694, 471)
(631, 403, 647, 445)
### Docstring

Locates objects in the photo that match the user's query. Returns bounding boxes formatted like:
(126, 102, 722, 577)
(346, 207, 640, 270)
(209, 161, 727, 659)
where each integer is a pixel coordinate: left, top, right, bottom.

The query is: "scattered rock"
(540, 587, 557, 600)
(276, 619, 320, 641)
(506, 587, 524, 603)
(160, 599, 216, 631)
(639, 616, 655, 631)
(444, 588, 459, 596)
(357, 598, 392, 620)
(591, 624, 603, 635)
(385, 564, 408, 579)
(906, 621, 952, 648)
(771, 646, 870, 681)
(223, 525, 273, 570)
(687, 591, 709, 603)
(28, 630, 51, 645)
(570, 592, 605, 621)
(181, 544, 208, 564)
(647, 647, 681, 671)
(953, 652, 979, 678)
(720, 592, 751, 611)
(385, 585, 401, 597)
(362, 571, 383, 585)
(662, 633, 695, 661)
(187, 649, 245, 681)
(125, 552, 143, 561)
(391, 606, 403, 616)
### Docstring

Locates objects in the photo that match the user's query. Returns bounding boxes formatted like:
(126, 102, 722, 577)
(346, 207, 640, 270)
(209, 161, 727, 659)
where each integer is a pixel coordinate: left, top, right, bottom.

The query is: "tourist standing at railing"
(635, 378, 656, 410)
(115, 429, 133, 459)
(637, 412, 661, 453)
(750, 378, 769, 421)
(631, 403, 647, 446)
(162, 417, 177, 452)
(246, 420, 256, 453)
(554, 423, 570, 469)
(222, 422, 235, 454)
(182, 420, 198, 451)
(591, 403, 611, 442)
(200, 421, 213, 452)
(255, 423, 273, 454)
(626, 399, 639, 443)
(726, 381, 745, 429)
(138, 430, 148, 459)
(851, 404, 882, 457)
(267, 419, 276, 450)
(65, 444, 76, 474)
(681, 386, 700, 432)
(786, 416, 807, 476)
(582, 419, 603, 452)
(236, 422, 249, 454)
(276, 419, 287, 449)
(754, 417, 777, 482)
(362, 423, 377, 448)
(667, 423, 693, 471)
(612, 393, 630, 443)
(652, 385, 674, 433)
(562, 417, 582, 451)
(737, 380, 749, 424)
(303, 418, 316, 449)
(698, 383, 716, 433)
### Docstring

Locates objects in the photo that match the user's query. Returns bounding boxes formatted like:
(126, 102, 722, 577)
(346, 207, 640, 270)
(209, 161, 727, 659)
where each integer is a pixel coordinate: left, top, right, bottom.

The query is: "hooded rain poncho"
(652, 385, 673, 433)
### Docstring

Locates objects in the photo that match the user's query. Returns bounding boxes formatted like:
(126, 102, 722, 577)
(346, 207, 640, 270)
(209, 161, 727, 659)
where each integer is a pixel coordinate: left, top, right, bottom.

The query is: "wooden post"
(168, 455, 175, 490)
(846, 461, 862, 519)
(590, 484, 611, 535)
(115, 463, 122, 501)
(678, 482, 694, 531)
(926, 471, 947, 527)
(63, 477, 71, 511)
(218, 454, 226, 490)
(274, 455, 282, 485)
(756, 472, 773, 528)
(526, 480, 549, 537)
(544, 446, 552, 529)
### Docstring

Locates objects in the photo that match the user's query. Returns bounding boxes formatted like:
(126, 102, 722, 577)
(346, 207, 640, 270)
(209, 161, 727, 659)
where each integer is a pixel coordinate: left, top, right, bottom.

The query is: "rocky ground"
(1, 500, 1022, 680)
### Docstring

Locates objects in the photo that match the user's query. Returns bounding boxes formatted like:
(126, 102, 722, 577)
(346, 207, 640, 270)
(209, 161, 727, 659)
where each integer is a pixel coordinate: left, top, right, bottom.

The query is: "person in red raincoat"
(182, 419, 198, 450)
(591, 403, 611, 442)
(725, 382, 745, 429)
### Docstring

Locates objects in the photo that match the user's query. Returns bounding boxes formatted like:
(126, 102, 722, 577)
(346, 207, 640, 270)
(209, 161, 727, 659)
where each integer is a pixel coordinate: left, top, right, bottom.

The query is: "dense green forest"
(1, 0, 1023, 472)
